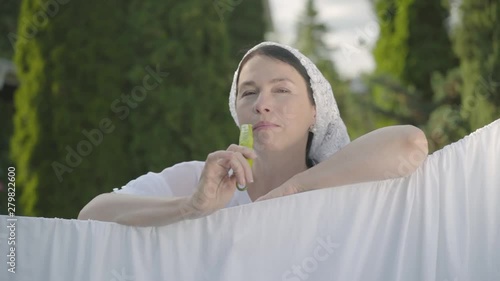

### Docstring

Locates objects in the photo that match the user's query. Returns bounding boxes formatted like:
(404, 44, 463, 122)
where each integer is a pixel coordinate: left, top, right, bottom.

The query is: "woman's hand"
(185, 144, 256, 217)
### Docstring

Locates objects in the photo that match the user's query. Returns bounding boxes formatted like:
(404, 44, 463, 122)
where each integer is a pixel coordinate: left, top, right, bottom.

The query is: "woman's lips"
(253, 123, 279, 131)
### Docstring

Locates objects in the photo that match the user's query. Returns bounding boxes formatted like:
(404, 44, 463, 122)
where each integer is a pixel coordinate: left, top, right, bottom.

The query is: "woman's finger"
(207, 150, 252, 186)
(211, 151, 245, 183)
(226, 145, 255, 186)
(227, 144, 257, 160)
(232, 151, 253, 183)
(228, 152, 247, 186)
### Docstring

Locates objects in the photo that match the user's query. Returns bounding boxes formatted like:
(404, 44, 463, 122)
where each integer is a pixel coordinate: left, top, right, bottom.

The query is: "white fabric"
(228, 41, 351, 163)
(113, 161, 253, 208)
(1, 118, 500, 281)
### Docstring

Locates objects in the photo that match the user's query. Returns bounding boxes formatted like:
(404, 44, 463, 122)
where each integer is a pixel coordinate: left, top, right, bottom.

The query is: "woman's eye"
(242, 91, 256, 96)
(276, 88, 290, 93)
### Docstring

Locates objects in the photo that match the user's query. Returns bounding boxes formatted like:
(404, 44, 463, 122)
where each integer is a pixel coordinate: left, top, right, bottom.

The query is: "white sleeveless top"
(112, 161, 253, 208)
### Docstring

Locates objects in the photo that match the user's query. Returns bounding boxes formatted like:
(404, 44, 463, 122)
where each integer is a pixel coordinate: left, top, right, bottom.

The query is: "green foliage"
(0, 0, 21, 59)
(411, 0, 500, 151)
(225, 0, 267, 61)
(364, 75, 417, 124)
(405, 0, 458, 101)
(341, 86, 378, 139)
(0, 0, 21, 214)
(364, 68, 467, 152)
(374, 0, 457, 100)
(295, 0, 334, 72)
(11, 0, 237, 219)
(293, 0, 339, 92)
(12, 0, 135, 218)
(453, 0, 500, 131)
(373, 0, 409, 81)
(125, 0, 236, 174)
(0, 94, 15, 214)
(371, 0, 458, 132)
(426, 68, 468, 151)
(293, 0, 376, 139)
(0, 82, 15, 209)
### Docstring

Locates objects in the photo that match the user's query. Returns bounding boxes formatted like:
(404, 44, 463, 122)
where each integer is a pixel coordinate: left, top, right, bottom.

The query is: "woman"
(78, 42, 428, 227)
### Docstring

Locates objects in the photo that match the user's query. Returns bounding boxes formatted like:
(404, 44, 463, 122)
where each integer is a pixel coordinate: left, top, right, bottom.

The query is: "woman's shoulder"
(159, 160, 206, 181)
(166, 160, 205, 172)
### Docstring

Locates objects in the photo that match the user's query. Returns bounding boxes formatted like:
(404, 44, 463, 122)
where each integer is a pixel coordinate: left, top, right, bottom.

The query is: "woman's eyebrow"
(269, 77, 295, 85)
(239, 77, 295, 90)
(239, 80, 257, 88)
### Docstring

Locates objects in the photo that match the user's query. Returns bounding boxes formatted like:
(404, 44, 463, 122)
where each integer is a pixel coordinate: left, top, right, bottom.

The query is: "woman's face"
(236, 55, 316, 152)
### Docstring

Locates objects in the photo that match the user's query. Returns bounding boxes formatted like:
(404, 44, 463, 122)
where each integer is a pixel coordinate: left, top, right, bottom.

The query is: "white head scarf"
(228, 41, 350, 164)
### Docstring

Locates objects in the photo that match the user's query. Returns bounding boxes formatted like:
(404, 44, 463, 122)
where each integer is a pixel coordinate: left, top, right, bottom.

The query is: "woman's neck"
(246, 148, 308, 201)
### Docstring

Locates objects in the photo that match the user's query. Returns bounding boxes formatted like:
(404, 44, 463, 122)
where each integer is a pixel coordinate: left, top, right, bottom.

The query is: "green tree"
(294, 0, 339, 80)
(0, 0, 21, 59)
(373, 0, 457, 102)
(0, 0, 21, 214)
(125, 1, 236, 174)
(420, 0, 500, 151)
(370, 0, 458, 131)
(294, 0, 374, 138)
(11, 0, 135, 218)
(11, 0, 236, 219)
(225, 0, 267, 60)
(453, 0, 500, 131)
(425, 68, 468, 151)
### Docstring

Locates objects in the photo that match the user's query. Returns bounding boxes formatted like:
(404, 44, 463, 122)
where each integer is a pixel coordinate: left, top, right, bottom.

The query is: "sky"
(268, 0, 379, 79)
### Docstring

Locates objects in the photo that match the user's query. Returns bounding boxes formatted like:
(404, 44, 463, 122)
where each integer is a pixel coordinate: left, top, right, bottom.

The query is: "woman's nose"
(254, 93, 272, 114)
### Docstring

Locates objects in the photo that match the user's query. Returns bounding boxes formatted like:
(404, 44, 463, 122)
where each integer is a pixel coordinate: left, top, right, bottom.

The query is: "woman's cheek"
(282, 104, 301, 122)
(236, 103, 252, 120)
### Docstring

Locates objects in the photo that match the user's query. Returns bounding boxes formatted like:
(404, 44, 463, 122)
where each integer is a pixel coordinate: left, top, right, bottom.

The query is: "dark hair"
(236, 45, 316, 168)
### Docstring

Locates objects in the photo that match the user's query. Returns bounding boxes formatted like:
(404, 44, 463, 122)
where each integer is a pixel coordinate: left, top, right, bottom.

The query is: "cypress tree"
(425, 68, 467, 151)
(422, 0, 500, 150)
(224, 0, 267, 60)
(10, 0, 250, 218)
(294, 0, 375, 138)
(374, 0, 457, 101)
(371, 0, 458, 128)
(12, 0, 134, 218)
(125, 0, 235, 174)
(453, 0, 500, 130)
(0, 0, 21, 59)
(0, 0, 21, 214)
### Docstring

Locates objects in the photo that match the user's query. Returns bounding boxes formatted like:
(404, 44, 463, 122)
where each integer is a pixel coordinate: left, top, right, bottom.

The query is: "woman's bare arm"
(78, 192, 202, 227)
(79, 145, 257, 226)
(295, 125, 428, 189)
(256, 125, 429, 201)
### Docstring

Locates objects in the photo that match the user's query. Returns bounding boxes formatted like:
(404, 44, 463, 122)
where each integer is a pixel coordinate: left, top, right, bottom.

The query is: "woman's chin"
(254, 130, 281, 145)
(253, 141, 282, 152)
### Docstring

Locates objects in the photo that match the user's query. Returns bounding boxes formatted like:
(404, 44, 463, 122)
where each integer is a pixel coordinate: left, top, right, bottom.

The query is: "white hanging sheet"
(1, 118, 499, 281)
